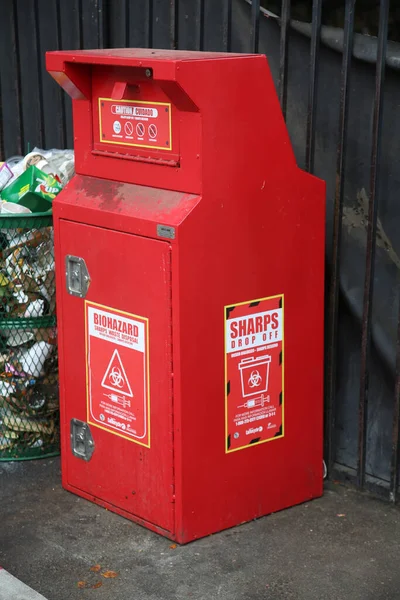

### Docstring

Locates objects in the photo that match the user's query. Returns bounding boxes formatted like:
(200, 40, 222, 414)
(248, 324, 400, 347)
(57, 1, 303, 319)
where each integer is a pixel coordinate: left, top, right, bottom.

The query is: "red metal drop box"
(46, 49, 325, 543)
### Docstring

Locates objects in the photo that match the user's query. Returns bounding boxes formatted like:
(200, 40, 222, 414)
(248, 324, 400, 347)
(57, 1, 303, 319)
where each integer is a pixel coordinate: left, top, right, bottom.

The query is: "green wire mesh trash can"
(0, 211, 59, 460)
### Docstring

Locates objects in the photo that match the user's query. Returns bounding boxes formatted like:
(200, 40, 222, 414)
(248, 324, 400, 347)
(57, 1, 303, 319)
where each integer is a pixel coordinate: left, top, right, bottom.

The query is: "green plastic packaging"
(0, 166, 62, 213)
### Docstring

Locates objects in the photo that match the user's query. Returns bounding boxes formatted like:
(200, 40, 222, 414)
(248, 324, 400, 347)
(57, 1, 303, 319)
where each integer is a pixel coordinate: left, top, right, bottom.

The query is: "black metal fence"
(0, 0, 399, 502)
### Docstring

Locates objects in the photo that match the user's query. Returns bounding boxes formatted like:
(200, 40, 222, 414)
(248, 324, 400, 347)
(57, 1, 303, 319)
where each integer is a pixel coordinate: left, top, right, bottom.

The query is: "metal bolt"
(145, 68, 152, 78)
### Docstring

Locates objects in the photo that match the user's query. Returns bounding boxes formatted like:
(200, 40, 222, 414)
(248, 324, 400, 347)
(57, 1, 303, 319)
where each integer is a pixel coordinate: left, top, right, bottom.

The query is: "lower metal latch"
(70, 419, 94, 461)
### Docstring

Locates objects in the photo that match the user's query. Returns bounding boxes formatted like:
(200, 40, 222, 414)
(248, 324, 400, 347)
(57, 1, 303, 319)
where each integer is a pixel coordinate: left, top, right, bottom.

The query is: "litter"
(0, 147, 74, 459)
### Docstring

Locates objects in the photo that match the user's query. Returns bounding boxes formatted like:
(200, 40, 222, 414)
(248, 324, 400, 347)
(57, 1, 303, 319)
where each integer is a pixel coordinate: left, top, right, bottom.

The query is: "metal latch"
(65, 255, 90, 298)
(70, 419, 95, 461)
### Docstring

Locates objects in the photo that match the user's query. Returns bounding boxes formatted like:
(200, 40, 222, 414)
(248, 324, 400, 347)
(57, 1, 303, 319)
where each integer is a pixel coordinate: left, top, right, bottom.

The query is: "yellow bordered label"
(85, 300, 151, 448)
(98, 98, 172, 152)
(224, 294, 284, 453)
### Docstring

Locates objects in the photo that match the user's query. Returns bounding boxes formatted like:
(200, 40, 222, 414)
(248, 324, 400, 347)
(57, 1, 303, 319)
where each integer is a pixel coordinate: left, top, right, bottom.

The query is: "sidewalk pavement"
(0, 458, 400, 600)
(0, 567, 47, 600)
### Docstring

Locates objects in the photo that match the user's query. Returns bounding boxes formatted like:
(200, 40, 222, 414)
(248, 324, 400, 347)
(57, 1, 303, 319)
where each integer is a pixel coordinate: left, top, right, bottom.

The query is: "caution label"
(224, 295, 284, 453)
(85, 301, 150, 447)
(98, 98, 172, 151)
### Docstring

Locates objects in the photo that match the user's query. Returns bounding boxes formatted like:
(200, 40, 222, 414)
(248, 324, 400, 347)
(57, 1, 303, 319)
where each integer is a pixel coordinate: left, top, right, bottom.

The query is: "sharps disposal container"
(238, 355, 271, 397)
(46, 49, 325, 543)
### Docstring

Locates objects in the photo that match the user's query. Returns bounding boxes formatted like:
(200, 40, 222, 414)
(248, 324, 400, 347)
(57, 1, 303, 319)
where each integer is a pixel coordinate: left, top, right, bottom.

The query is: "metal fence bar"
(390, 302, 400, 502)
(170, 0, 179, 49)
(279, 0, 291, 118)
(98, 0, 108, 48)
(251, 0, 260, 54)
(325, 0, 356, 474)
(0, 0, 24, 157)
(305, 0, 322, 173)
(36, 0, 66, 149)
(357, 0, 390, 490)
(33, 0, 44, 150)
(78, 0, 84, 48)
(196, 0, 205, 51)
(81, 0, 97, 48)
(147, 0, 154, 47)
(0, 76, 3, 160)
(55, 0, 66, 148)
(14, 0, 24, 154)
(222, 0, 232, 52)
(125, 0, 129, 47)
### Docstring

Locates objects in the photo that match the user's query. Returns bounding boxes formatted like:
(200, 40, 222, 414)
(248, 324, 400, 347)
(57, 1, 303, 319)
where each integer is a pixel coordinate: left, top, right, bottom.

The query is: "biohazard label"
(98, 98, 172, 151)
(85, 301, 150, 447)
(224, 295, 284, 453)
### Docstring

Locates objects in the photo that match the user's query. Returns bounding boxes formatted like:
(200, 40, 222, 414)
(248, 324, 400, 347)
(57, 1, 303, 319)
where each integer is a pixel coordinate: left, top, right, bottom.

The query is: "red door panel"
(58, 221, 174, 532)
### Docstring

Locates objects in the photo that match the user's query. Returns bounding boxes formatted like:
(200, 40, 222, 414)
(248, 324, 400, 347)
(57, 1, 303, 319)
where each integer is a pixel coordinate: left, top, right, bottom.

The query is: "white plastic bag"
(27, 147, 75, 185)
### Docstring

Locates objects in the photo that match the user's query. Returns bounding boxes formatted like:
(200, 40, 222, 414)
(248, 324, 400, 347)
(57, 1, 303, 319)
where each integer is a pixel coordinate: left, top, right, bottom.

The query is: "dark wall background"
(0, 0, 236, 158)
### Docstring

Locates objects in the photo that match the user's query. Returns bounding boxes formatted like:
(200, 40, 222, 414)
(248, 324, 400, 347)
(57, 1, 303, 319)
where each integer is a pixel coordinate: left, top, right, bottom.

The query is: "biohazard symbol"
(101, 349, 133, 397)
(109, 366, 124, 388)
(248, 370, 262, 388)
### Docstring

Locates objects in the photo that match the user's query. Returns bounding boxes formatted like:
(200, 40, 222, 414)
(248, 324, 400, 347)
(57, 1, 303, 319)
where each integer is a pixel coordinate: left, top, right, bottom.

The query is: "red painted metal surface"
(58, 221, 174, 532)
(48, 49, 325, 543)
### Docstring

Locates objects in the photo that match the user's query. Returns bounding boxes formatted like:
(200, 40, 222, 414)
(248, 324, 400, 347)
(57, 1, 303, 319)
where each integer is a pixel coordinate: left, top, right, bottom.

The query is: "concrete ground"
(0, 459, 399, 600)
